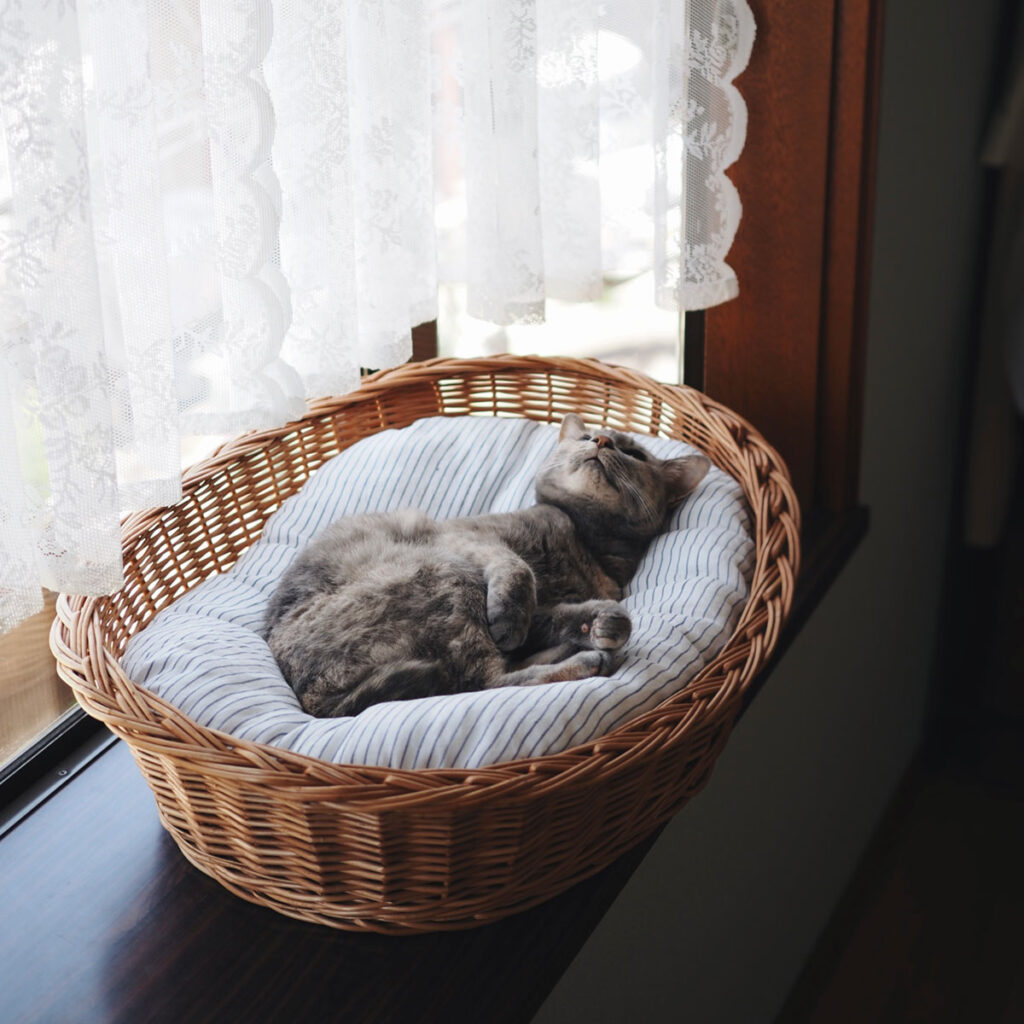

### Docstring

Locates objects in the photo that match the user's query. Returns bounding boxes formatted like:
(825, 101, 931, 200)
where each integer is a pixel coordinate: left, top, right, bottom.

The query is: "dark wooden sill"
(0, 510, 867, 1024)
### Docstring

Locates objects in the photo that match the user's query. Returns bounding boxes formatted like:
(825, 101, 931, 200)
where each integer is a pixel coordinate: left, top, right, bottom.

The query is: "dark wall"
(535, 2, 1007, 1020)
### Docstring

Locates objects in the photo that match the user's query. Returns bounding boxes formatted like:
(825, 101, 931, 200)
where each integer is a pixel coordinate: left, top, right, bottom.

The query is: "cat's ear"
(662, 454, 711, 506)
(559, 413, 588, 441)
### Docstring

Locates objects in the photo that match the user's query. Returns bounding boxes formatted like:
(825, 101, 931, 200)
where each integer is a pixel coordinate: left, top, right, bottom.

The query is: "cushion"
(122, 416, 754, 770)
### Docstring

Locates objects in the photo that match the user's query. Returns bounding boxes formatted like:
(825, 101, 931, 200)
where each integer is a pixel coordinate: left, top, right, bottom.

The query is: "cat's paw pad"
(580, 604, 631, 651)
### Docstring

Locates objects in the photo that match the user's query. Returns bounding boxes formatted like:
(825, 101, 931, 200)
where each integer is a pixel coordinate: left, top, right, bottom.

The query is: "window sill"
(0, 509, 867, 1023)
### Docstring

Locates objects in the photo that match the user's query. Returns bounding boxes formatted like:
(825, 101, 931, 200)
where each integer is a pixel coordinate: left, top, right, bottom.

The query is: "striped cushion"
(122, 416, 754, 770)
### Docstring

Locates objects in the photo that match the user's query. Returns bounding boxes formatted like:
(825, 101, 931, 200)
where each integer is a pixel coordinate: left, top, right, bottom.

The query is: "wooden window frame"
(695, 0, 882, 525)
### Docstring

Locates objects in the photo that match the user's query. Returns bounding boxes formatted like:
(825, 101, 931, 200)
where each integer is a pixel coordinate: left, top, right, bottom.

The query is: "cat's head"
(535, 413, 710, 539)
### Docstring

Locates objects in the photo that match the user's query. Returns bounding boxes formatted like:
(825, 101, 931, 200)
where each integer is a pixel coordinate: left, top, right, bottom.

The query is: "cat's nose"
(594, 435, 613, 449)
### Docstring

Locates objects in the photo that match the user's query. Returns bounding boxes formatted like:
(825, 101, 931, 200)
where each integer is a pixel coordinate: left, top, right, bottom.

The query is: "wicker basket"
(52, 355, 799, 934)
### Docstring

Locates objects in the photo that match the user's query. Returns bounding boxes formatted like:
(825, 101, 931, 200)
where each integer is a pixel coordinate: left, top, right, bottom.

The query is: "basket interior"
(101, 363, 737, 660)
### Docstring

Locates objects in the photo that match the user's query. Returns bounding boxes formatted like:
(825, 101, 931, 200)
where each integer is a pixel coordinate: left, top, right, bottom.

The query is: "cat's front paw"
(489, 604, 531, 652)
(580, 602, 631, 651)
(568, 648, 625, 678)
(486, 563, 536, 652)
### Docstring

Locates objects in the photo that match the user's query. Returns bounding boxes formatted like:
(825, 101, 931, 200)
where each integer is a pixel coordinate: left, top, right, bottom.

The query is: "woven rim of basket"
(52, 354, 800, 807)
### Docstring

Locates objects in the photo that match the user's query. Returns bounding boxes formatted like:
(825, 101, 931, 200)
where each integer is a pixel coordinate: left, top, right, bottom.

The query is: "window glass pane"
(0, 431, 228, 779)
(0, 134, 73, 773)
(437, 273, 681, 385)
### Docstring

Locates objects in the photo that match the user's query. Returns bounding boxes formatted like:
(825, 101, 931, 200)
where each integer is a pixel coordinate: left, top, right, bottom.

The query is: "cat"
(263, 414, 710, 717)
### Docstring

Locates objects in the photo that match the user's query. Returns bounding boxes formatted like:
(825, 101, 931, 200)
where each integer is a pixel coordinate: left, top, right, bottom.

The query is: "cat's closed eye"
(621, 447, 647, 461)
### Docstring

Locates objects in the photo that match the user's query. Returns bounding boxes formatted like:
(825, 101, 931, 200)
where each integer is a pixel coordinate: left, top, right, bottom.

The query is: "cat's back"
(264, 509, 444, 632)
(264, 509, 504, 712)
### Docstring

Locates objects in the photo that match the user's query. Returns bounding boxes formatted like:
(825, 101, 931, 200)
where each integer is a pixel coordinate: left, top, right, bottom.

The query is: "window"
(437, 0, 882, 535)
(2, 0, 880, 797)
(438, 276, 682, 384)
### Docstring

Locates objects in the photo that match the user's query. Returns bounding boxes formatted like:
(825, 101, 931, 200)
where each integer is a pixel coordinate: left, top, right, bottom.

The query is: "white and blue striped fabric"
(122, 416, 754, 770)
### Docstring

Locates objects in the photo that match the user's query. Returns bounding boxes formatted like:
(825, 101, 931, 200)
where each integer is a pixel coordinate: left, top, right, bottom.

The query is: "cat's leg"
(307, 659, 447, 718)
(438, 532, 536, 652)
(480, 551, 537, 653)
(486, 648, 620, 689)
(524, 600, 632, 654)
(516, 641, 579, 667)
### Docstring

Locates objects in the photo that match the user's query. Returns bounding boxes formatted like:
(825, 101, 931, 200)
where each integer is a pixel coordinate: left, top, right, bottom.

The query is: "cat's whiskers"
(619, 470, 658, 527)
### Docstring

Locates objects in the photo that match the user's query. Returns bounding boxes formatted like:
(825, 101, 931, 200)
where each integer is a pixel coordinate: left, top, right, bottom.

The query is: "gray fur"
(263, 415, 710, 717)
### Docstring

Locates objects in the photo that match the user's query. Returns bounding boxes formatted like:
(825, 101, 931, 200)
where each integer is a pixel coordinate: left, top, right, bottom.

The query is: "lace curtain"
(0, 0, 754, 631)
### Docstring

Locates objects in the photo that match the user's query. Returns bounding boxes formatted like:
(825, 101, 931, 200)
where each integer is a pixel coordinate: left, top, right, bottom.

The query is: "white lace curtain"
(0, 0, 753, 632)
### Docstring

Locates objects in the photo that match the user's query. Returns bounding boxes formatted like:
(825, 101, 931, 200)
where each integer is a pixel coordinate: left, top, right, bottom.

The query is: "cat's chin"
(549, 453, 606, 486)
(574, 456, 616, 493)
(591, 450, 631, 489)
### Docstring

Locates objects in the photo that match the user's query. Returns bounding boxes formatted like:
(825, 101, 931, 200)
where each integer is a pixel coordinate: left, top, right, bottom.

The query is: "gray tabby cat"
(263, 414, 710, 717)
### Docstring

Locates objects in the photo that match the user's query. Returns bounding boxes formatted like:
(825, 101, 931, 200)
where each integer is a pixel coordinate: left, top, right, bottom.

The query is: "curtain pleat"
(537, 0, 602, 303)
(81, 0, 182, 508)
(0, 1, 126, 626)
(265, 0, 360, 397)
(463, 0, 546, 325)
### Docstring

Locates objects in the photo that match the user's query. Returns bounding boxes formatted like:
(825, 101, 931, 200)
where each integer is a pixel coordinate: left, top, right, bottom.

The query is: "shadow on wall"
(533, 0, 1012, 1021)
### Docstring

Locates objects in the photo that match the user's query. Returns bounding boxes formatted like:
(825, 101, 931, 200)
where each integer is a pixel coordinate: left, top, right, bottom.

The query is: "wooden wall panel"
(701, 0, 881, 517)
(703, 0, 837, 508)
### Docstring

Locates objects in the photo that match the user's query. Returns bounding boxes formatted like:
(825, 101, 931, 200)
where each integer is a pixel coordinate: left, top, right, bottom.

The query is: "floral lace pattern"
(1, 0, 127, 623)
(0, 0, 753, 629)
(656, 0, 754, 310)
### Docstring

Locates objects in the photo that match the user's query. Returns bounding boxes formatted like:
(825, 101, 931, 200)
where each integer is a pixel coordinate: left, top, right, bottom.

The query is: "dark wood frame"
(697, 0, 883, 521)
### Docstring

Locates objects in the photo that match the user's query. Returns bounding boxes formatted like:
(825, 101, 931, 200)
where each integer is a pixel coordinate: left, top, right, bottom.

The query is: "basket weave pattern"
(52, 356, 800, 933)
